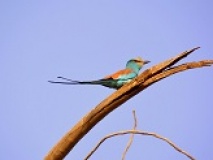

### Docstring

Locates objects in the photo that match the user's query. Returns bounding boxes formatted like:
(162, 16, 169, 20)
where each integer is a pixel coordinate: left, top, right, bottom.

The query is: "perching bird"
(48, 57, 150, 89)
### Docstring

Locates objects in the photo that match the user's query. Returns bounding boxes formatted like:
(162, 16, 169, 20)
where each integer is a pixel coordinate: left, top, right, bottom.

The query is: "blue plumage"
(49, 57, 150, 89)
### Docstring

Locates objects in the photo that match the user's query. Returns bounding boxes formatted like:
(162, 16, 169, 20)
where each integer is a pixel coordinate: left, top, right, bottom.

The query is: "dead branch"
(121, 110, 137, 160)
(44, 47, 213, 160)
(84, 130, 195, 160)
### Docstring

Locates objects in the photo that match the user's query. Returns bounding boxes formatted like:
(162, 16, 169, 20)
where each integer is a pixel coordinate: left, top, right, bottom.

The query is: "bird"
(48, 57, 150, 89)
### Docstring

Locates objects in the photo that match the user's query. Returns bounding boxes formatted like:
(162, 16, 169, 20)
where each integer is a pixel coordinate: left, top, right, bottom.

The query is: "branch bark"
(45, 47, 213, 160)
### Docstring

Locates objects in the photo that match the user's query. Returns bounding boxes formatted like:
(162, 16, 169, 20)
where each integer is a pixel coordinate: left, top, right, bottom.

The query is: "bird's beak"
(144, 60, 150, 64)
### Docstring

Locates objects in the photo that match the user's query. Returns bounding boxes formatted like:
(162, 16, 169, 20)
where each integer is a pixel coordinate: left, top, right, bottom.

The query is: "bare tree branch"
(44, 47, 213, 160)
(121, 110, 137, 160)
(84, 130, 195, 160)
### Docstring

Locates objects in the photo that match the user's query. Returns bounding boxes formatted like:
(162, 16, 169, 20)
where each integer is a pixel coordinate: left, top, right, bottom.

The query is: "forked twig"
(84, 130, 195, 160)
(121, 110, 137, 160)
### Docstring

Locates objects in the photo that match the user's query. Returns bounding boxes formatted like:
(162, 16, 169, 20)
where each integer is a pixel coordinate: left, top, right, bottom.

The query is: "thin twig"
(84, 130, 195, 160)
(121, 110, 137, 160)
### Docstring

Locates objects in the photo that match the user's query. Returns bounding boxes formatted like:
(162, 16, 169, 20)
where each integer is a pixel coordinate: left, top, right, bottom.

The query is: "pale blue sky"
(1, 1, 213, 159)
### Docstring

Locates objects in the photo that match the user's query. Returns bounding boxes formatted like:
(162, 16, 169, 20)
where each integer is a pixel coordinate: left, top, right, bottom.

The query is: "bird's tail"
(48, 76, 105, 85)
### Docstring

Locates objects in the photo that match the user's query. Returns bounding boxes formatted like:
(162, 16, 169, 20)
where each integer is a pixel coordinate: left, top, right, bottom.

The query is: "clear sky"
(1, 0, 213, 159)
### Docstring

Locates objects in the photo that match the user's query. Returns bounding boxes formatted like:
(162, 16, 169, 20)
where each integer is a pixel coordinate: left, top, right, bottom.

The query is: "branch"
(84, 130, 195, 160)
(121, 110, 137, 160)
(44, 47, 213, 160)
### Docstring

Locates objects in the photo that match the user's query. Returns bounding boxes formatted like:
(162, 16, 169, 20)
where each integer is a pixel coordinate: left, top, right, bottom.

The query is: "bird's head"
(126, 57, 150, 71)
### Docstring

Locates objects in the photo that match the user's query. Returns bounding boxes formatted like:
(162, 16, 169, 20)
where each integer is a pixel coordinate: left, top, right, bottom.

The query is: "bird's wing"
(104, 68, 134, 79)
